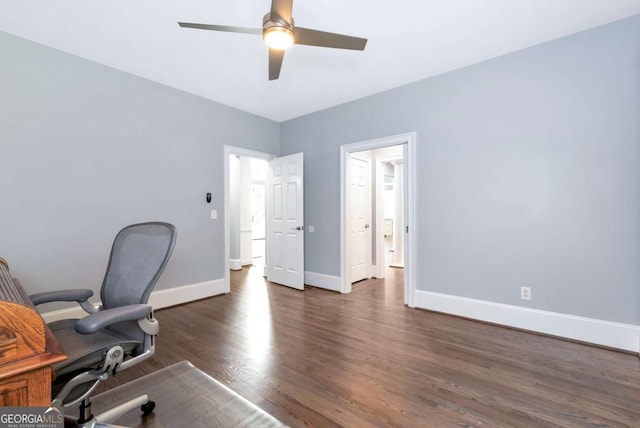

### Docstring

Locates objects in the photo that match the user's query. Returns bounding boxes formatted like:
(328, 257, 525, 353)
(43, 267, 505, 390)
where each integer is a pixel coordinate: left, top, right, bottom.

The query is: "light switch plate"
(211, 210, 217, 220)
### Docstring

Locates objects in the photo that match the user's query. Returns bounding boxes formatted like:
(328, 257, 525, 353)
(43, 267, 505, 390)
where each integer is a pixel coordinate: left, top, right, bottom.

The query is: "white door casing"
(340, 132, 416, 307)
(267, 152, 304, 290)
(390, 160, 405, 268)
(348, 154, 371, 283)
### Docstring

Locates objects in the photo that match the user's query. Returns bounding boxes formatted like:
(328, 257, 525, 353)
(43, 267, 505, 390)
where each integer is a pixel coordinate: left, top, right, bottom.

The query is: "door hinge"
(406, 226, 409, 233)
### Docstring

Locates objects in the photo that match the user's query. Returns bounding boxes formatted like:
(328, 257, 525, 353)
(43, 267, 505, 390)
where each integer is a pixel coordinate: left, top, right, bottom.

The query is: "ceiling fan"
(178, 0, 368, 81)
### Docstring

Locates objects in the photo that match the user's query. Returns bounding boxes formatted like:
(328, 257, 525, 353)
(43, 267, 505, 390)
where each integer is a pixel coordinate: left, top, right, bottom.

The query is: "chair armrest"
(30, 289, 94, 306)
(75, 304, 152, 334)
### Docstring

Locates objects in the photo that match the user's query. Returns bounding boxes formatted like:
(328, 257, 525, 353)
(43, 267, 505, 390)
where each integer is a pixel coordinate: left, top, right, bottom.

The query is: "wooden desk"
(0, 258, 67, 406)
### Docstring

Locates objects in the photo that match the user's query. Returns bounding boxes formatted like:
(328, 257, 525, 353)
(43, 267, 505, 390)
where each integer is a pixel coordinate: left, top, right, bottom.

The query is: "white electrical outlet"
(520, 286, 531, 301)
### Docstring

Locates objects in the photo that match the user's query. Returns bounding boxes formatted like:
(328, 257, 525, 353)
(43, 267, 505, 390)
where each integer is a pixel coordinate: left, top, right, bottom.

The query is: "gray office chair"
(31, 222, 177, 428)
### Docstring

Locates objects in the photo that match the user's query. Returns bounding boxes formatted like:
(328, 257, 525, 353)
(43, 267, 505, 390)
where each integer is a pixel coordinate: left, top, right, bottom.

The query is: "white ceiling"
(1, 1, 639, 122)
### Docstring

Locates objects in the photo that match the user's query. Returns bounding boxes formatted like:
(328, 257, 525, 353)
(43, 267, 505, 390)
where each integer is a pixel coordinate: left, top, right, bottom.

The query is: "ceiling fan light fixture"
(179, 1, 368, 80)
(263, 26, 294, 50)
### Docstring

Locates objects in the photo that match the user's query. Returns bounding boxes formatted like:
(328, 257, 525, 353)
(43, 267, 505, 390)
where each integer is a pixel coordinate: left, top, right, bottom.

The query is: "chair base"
(65, 394, 154, 428)
(85, 360, 285, 427)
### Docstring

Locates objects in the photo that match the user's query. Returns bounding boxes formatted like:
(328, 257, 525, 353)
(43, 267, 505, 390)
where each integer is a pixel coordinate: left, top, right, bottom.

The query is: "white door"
(267, 152, 304, 290)
(348, 154, 371, 283)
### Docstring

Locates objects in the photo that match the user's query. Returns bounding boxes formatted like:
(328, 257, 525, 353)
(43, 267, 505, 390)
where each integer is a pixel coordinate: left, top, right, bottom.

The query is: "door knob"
(291, 226, 304, 231)
(364, 224, 370, 229)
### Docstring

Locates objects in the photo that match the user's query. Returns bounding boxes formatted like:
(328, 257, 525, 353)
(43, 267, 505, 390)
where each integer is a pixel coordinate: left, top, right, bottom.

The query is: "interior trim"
(415, 290, 640, 352)
(340, 132, 417, 307)
(304, 271, 341, 292)
(41, 279, 226, 324)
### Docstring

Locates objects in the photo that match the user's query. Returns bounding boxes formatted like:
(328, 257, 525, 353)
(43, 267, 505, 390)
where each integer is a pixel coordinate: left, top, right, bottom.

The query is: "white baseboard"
(41, 279, 226, 324)
(304, 271, 341, 292)
(415, 290, 640, 352)
(229, 259, 242, 270)
(149, 279, 226, 309)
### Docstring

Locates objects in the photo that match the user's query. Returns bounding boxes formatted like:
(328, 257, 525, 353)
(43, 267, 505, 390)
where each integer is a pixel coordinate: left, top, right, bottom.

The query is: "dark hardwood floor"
(105, 267, 640, 427)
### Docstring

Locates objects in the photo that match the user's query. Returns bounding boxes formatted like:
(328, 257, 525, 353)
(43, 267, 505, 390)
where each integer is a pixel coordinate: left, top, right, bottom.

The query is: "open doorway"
(224, 146, 275, 292)
(346, 146, 404, 281)
(228, 155, 269, 271)
(249, 158, 268, 269)
(376, 147, 405, 273)
(340, 133, 416, 307)
(224, 146, 305, 292)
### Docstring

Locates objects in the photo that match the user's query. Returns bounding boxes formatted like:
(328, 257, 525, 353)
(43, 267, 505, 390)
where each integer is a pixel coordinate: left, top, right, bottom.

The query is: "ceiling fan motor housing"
(263, 12, 295, 34)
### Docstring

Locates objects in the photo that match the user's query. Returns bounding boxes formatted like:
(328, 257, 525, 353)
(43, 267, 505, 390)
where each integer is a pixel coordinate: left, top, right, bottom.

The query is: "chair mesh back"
(100, 222, 176, 310)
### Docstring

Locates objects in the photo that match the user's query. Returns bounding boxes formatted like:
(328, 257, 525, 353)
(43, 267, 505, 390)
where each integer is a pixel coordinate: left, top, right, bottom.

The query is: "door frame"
(224, 145, 276, 292)
(339, 132, 417, 307)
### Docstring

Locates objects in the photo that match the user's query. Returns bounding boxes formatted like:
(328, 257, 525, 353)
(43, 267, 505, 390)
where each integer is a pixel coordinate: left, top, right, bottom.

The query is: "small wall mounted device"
(206, 193, 212, 203)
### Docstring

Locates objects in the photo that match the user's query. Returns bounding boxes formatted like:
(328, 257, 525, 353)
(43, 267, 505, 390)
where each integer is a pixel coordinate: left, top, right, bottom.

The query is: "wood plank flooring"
(104, 267, 640, 427)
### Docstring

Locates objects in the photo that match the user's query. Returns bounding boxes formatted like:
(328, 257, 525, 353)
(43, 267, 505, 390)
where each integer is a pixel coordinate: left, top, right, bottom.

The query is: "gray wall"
(2, 15, 639, 325)
(0, 31, 279, 310)
(281, 15, 640, 324)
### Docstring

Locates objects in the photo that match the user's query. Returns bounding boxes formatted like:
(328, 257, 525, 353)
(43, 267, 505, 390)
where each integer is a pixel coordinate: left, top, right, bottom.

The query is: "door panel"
(267, 153, 304, 290)
(273, 184, 283, 219)
(349, 155, 371, 283)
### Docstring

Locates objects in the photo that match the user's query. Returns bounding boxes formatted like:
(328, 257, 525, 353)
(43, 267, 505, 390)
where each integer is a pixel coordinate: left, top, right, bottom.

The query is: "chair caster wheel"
(141, 400, 156, 415)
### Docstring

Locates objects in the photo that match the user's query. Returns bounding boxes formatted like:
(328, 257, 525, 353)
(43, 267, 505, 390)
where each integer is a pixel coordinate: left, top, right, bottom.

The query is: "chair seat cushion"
(49, 319, 141, 377)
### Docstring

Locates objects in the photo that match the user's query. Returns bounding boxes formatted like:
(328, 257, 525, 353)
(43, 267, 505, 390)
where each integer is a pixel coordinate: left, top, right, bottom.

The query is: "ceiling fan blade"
(294, 27, 367, 50)
(271, 0, 293, 22)
(178, 22, 262, 35)
(269, 48, 285, 81)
